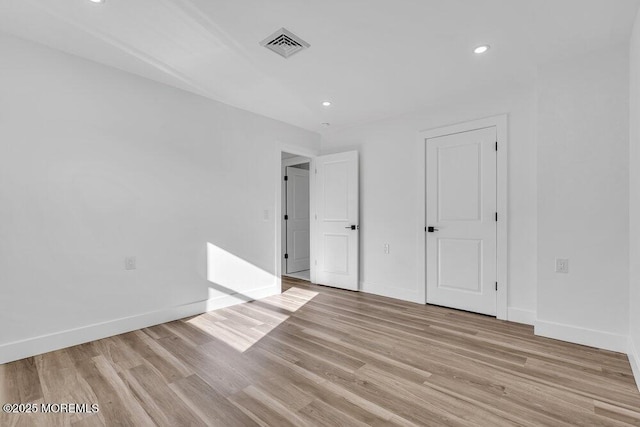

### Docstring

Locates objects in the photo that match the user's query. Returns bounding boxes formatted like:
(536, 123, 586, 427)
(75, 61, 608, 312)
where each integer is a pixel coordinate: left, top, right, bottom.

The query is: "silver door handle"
(345, 225, 359, 230)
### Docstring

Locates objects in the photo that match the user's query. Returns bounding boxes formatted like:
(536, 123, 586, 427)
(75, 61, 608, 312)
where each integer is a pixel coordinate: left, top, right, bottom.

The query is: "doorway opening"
(277, 148, 359, 292)
(281, 152, 311, 282)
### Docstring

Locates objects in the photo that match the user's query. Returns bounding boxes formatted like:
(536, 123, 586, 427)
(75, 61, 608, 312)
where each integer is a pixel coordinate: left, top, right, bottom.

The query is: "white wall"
(0, 28, 635, 367)
(0, 34, 319, 363)
(629, 10, 640, 386)
(535, 45, 630, 351)
(321, 43, 633, 349)
(321, 83, 538, 321)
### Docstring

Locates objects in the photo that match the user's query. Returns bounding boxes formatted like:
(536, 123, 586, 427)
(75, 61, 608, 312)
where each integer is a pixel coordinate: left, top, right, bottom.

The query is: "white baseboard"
(507, 307, 536, 325)
(0, 284, 280, 365)
(534, 319, 628, 353)
(629, 336, 640, 392)
(359, 281, 423, 304)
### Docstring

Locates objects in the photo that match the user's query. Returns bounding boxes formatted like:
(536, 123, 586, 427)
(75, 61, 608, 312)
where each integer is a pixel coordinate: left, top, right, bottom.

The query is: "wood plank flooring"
(1, 276, 640, 426)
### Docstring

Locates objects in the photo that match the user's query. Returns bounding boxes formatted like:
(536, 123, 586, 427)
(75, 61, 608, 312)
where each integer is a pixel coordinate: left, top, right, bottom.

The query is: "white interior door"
(426, 127, 497, 316)
(315, 151, 359, 291)
(285, 166, 310, 273)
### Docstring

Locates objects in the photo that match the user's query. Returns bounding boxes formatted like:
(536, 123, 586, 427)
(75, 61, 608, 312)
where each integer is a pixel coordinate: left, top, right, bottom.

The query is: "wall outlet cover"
(555, 258, 569, 274)
(125, 256, 137, 270)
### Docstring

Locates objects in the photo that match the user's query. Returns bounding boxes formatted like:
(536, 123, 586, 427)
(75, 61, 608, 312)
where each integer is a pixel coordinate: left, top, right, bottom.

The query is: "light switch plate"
(125, 256, 136, 270)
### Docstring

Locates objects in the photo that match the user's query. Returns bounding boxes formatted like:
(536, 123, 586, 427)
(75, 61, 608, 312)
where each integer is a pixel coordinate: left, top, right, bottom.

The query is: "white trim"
(417, 115, 509, 319)
(0, 284, 279, 365)
(629, 336, 640, 392)
(282, 156, 310, 168)
(282, 162, 311, 275)
(277, 144, 319, 285)
(534, 319, 628, 353)
(359, 281, 423, 304)
(279, 144, 319, 161)
(415, 133, 427, 304)
(281, 165, 287, 276)
(507, 307, 536, 325)
(495, 116, 508, 320)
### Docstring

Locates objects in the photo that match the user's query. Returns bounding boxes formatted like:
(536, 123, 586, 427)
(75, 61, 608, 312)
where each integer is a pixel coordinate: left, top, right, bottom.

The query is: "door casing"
(284, 165, 311, 274)
(277, 145, 319, 287)
(277, 146, 360, 292)
(417, 115, 508, 320)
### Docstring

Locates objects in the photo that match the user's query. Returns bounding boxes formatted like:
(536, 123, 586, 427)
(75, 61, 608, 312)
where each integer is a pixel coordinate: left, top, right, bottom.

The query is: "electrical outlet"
(263, 209, 269, 221)
(384, 244, 390, 254)
(125, 256, 136, 270)
(555, 258, 569, 274)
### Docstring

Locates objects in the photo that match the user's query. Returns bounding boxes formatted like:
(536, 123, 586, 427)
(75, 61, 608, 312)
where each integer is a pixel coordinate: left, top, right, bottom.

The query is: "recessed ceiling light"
(322, 101, 332, 107)
(474, 45, 490, 54)
(89, 0, 105, 3)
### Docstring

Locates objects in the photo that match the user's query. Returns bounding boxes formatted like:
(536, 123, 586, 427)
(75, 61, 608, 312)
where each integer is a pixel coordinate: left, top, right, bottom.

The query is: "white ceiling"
(1, 0, 639, 132)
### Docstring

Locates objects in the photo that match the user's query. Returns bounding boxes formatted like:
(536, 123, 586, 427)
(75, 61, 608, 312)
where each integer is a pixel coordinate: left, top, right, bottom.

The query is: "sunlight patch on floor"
(186, 286, 318, 352)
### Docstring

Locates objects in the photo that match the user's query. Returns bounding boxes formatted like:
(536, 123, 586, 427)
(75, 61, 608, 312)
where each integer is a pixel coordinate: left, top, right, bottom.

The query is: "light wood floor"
(2, 277, 640, 426)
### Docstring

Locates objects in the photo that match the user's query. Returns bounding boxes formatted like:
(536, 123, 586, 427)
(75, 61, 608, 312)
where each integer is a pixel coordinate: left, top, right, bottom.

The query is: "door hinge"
(495, 282, 498, 291)
(284, 175, 288, 181)
(495, 141, 498, 151)
(495, 212, 498, 222)
(284, 214, 288, 220)
(284, 253, 289, 259)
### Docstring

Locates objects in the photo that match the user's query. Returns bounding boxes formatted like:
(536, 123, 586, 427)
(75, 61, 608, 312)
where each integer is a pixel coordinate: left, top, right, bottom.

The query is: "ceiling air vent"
(260, 28, 310, 59)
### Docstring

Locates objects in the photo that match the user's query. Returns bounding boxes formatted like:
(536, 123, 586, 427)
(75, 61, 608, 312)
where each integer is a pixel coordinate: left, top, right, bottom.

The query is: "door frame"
(276, 144, 319, 287)
(282, 158, 311, 275)
(416, 115, 508, 320)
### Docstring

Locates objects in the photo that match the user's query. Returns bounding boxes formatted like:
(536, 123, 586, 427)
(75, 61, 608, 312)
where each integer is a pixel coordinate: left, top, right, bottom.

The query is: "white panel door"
(316, 151, 359, 291)
(426, 127, 497, 316)
(285, 166, 310, 273)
